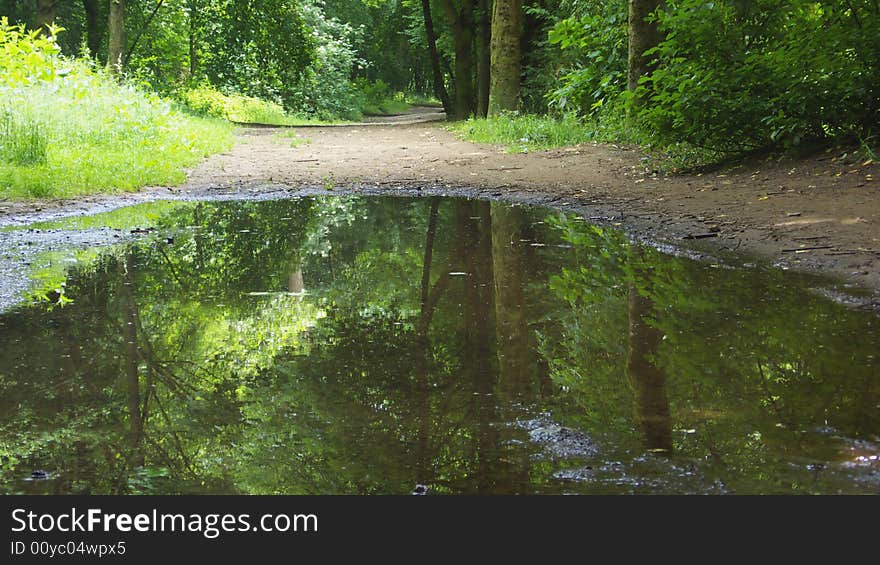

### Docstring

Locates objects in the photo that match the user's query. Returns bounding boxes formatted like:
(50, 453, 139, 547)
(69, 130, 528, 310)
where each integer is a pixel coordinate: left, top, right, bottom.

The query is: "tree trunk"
(83, 0, 104, 59)
(476, 0, 491, 117)
(488, 0, 521, 115)
(627, 247, 673, 454)
(627, 0, 663, 100)
(107, 0, 125, 74)
(419, 0, 451, 114)
(449, 200, 499, 492)
(188, 0, 198, 77)
(439, 0, 476, 119)
(35, 0, 57, 35)
(451, 19, 474, 119)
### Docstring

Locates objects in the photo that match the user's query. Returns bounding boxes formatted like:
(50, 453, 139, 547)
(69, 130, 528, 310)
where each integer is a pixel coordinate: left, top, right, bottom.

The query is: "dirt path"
(2, 110, 878, 297)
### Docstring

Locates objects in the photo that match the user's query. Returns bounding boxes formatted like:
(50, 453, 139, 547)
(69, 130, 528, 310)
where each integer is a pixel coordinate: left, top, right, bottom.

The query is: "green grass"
(450, 112, 602, 153)
(449, 110, 725, 172)
(404, 92, 442, 107)
(0, 24, 233, 200)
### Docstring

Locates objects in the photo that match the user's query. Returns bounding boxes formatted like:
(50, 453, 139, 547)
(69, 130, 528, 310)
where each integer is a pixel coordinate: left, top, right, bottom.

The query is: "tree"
(438, 0, 476, 119)
(82, 0, 104, 58)
(107, 0, 125, 73)
(475, 0, 490, 117)
(627, 246, 672, 453)
(488, 0, 521, 114)
(419, 0, 452, 112)
(626, 0, 662, 99)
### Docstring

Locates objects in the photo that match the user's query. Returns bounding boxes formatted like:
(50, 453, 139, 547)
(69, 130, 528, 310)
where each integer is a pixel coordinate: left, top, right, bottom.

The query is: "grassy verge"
(449, 113, 604, 153)
(449, 105, 742, 171)
(450, 110, 876, 173)
(0, 22, 233, 200)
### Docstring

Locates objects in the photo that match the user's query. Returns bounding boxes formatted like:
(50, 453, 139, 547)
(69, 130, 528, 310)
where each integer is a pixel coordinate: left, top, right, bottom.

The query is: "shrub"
(546, 1, 628, 116)
(179, 85, 294, 124)
(638, 0, 880, 153)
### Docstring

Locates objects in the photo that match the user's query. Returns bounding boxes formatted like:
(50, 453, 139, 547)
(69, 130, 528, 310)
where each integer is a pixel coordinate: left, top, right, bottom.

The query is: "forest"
(1, 1, 879, 499)
(1, 1, 878, 199)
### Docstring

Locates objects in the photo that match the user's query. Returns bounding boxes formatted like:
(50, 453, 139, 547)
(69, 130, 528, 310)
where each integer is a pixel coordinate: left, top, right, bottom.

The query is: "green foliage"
(533, 0, 880, 163)
(639, 0, 880, 153)
(201, 0, 315, 108)
(355, 79, 410, 115)
(0, 20, 232, 199)
(0, 17, 63, 83)
(180, 85, 293, 124)
(546, 1, 627, 115)
(287, 2, 365, 120)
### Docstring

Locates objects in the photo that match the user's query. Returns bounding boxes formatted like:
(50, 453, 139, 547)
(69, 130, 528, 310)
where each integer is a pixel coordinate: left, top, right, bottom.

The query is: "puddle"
(0, 195, 878, 494)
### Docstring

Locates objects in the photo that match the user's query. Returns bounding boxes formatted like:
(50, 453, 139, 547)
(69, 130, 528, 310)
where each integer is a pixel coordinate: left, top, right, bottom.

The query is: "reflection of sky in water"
(0, 196, 878, 494)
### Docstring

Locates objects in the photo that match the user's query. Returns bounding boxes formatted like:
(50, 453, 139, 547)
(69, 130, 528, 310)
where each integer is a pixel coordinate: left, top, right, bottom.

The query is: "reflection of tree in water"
(1, 198, 879, 494)
(627, 246, 672, 454)
(542, 214, 880, 492)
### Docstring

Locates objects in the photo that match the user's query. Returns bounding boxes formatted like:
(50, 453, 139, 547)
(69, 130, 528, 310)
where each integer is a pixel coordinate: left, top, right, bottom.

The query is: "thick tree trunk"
(627, 0, 663, 99)
(107, 0, 125, 74)
(475, 0, 491, 117)
(439, 0, 475, 120)
(35, 0, 57, 35)
(419, 0, 451, 114)
(488, 0, 521, 115)
(451, 20, 474, 119)
(627, 247, 673, 454)
(83, 0, 104, 59)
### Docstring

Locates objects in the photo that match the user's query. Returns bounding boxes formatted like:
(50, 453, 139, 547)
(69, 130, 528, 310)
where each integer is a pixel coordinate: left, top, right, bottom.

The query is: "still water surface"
(1, 196, 878, 494)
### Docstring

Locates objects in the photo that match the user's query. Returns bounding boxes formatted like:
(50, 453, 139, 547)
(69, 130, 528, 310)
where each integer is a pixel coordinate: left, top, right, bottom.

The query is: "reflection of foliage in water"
(542, 214, 880, 493)
(0, 197, 879, 494)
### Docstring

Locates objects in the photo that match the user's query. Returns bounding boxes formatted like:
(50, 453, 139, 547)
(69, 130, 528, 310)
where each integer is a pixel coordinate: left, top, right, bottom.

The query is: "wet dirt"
(2, 107, 878, 298)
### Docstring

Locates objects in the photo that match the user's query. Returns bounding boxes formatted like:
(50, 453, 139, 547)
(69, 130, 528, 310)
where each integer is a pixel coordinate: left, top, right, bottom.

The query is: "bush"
(286, 3, 364, 120)
(179, 86, 294, 124)
(638, 0, 880, 153)
(546, 1, 628, 116)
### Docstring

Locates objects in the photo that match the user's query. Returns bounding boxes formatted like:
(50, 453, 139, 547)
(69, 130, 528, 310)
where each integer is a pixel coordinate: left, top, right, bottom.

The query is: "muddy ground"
(2, 106, 878, 300)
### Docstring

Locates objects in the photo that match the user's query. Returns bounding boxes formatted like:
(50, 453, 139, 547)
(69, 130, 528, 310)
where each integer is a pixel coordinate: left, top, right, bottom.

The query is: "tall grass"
(0, 19, 233, 199)
(450, 112, 603, 153)
(0, 110, 48, 165)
